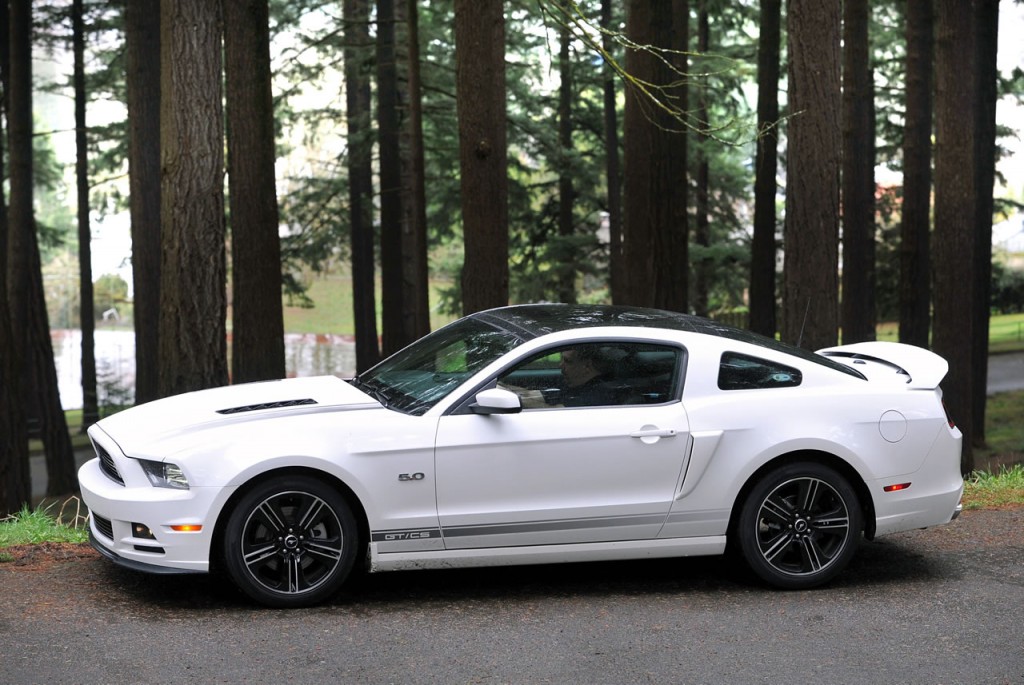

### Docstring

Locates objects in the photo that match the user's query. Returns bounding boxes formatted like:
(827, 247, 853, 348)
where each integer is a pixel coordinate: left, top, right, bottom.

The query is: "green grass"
(876, 313, 1024, 353)
(281, 272, 457, 335)
(963, 464, 1024, 510)
(0, 500, 89, 552)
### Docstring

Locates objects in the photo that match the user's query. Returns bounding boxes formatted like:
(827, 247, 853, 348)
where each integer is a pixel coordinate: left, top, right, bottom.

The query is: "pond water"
(52, 329, 357, 410)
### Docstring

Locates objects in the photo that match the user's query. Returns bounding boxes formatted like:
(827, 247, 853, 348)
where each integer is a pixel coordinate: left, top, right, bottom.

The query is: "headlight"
(138, 459, 190, 490)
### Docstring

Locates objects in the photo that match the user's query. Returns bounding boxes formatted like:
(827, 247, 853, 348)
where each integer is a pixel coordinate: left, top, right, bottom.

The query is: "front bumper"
(88, 528, 204, 575)
(78, 455, 232, 574)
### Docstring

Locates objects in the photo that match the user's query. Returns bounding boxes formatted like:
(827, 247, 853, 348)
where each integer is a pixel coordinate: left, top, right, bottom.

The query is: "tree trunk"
(693, 0, 710, 319)
(840, 0, 876, 344)
(344, 0, 380, 372)
(0, 0, 30, 516)
(556, 21, 576, 305)
(898, 0, 932, 349)
(932, 1, 977, 473)
(402, 0, 431, 342)
(224, 0, 286, 384)
(602, 0, 624, 305)
(7, 0, 75, 495)
(73, 0, 98, 427)
(971, 0, 1000, 449)
(29, 231, 77, 495)
(782, 0, 841, 350)
(378, 0, 405, 355)
(749, 0, 781, 337)
(124, 0, 161, 404)
(623, 0, 688, 311)
(158, 0, 229, 396)
(455, 0, 509, 314)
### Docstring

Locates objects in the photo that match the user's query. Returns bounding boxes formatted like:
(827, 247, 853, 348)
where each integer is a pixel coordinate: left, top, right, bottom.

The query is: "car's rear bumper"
(872, 421, 964, 537)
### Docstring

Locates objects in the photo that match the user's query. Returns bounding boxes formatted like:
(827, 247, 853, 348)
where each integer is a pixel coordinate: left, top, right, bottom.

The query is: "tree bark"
(224, 0, 286, 384)
(602, 0, 624, 306)
(898, 0, 932, 349)
(455, 0, 509, 314)
(378, 0, 405, 355)
(840, 0, 876, 344)
(556, 21, 576, 304)
(749, 0, 781, 337)
(932, 0, 977, 473)
(344, 0, 380, 372)
(125, 0, 161, 404)
(7, 0, 75, 495)
(782, 0, 841, 350)
(623, 0, 688, 311)
(73, 0, 98, 427)
(158, 0, 229, 396)
(693, 0, 710, 318)
(0, 0, 30, 516)
(402, 0, 431, 342)
(971, 0, 1000, 448)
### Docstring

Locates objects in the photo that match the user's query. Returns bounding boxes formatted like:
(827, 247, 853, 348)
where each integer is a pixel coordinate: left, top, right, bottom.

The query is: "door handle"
(630, 428, 677, 438)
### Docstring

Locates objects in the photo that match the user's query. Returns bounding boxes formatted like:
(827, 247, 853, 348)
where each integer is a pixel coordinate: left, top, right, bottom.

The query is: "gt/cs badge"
(398, 472, 425, 482)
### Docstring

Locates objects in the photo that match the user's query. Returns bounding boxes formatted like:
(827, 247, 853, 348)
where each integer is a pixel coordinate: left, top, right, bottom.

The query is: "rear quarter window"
(718, 352, 802, 390)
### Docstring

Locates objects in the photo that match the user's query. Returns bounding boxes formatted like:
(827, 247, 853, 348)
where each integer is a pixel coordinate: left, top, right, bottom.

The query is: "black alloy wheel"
(737, 462, 863, 589)
(223, 475, 357, 608)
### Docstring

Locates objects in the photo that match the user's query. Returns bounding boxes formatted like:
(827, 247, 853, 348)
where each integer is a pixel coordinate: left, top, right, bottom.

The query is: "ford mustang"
(79, 304, 963, 607)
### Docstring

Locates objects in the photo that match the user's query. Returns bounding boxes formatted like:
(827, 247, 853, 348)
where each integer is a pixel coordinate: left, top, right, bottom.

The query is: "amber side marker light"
(171, 524, 203, 532)
(883, 483, 912, 493)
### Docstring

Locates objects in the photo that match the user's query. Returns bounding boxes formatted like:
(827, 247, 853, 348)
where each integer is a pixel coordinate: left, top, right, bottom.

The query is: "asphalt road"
(2, 507, 1022, 685)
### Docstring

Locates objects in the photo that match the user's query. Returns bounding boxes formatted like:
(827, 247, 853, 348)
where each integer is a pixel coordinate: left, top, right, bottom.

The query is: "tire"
(222, 475, 358, 608)
(737, 462, 863, 590)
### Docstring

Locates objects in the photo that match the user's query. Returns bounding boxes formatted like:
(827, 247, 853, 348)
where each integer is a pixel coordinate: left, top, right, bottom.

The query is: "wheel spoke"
(760, 495, 794, 526)
(286, 555, 303, 594)
(305, 539, 343, 562)
(255, 500, 287, 534)
(799, 478, 821, 512)
(243, 543, 278, 568)
(297, 498, 327, 531)
(797, 535, 826, 573)
(812, 510, 850, 532)
(762, 529, 795, 563)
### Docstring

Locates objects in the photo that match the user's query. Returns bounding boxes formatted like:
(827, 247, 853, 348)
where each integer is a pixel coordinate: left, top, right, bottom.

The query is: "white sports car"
(79, 305, 963, 607)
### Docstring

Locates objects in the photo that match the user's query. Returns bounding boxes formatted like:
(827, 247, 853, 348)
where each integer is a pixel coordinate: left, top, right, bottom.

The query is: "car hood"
(92, 375, 380, 459)
(817, 341, 949, 389)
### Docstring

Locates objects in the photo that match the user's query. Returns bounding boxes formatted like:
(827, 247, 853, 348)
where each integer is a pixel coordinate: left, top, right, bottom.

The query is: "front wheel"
(737, 462, 863, 590)
(222, 475, 358, 607)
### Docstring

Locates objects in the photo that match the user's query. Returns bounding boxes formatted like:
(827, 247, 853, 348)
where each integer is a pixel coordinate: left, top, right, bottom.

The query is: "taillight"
(941, 400, 955, 428)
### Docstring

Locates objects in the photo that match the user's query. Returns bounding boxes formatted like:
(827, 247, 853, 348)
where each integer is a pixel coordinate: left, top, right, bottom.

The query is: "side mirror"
(469, 388, 522, 415)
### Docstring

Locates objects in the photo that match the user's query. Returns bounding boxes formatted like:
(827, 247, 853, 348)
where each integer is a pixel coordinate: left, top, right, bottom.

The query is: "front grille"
(93, 514, 114, 540)
(96, 445, 124, 485)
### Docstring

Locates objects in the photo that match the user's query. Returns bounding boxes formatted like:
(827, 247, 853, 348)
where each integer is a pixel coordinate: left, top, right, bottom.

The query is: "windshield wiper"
(350, 377, 392, 408)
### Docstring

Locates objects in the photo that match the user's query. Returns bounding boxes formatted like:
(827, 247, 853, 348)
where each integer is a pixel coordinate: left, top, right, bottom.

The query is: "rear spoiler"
(817, 341, 949, 390)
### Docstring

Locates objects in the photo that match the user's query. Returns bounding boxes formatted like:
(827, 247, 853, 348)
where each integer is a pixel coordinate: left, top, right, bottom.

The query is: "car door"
(433, 342, 691, 550)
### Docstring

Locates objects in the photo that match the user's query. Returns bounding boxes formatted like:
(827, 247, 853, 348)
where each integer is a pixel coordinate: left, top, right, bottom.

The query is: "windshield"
(352, 317, 527, 415)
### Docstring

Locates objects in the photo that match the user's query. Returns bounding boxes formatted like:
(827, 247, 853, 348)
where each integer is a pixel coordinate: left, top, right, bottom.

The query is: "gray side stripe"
(440, 513, 667, 538)
(664, 509, 730, 525)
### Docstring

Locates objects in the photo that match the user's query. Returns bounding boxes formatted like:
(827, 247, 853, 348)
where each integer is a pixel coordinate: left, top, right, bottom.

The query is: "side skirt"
(367, 535, 727, 573)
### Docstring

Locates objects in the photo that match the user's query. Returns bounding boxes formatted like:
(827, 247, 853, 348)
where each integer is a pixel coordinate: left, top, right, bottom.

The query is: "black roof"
(471, 304, 865, 380)
(473, 304, 751, 340)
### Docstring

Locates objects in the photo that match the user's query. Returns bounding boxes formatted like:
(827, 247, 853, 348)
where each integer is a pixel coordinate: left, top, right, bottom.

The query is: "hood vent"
(216, 398, 318, 415)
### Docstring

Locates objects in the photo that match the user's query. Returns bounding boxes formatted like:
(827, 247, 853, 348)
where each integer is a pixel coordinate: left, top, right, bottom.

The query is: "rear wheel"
(222, 475, 358, 607)
(737, 462, 863, 589)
